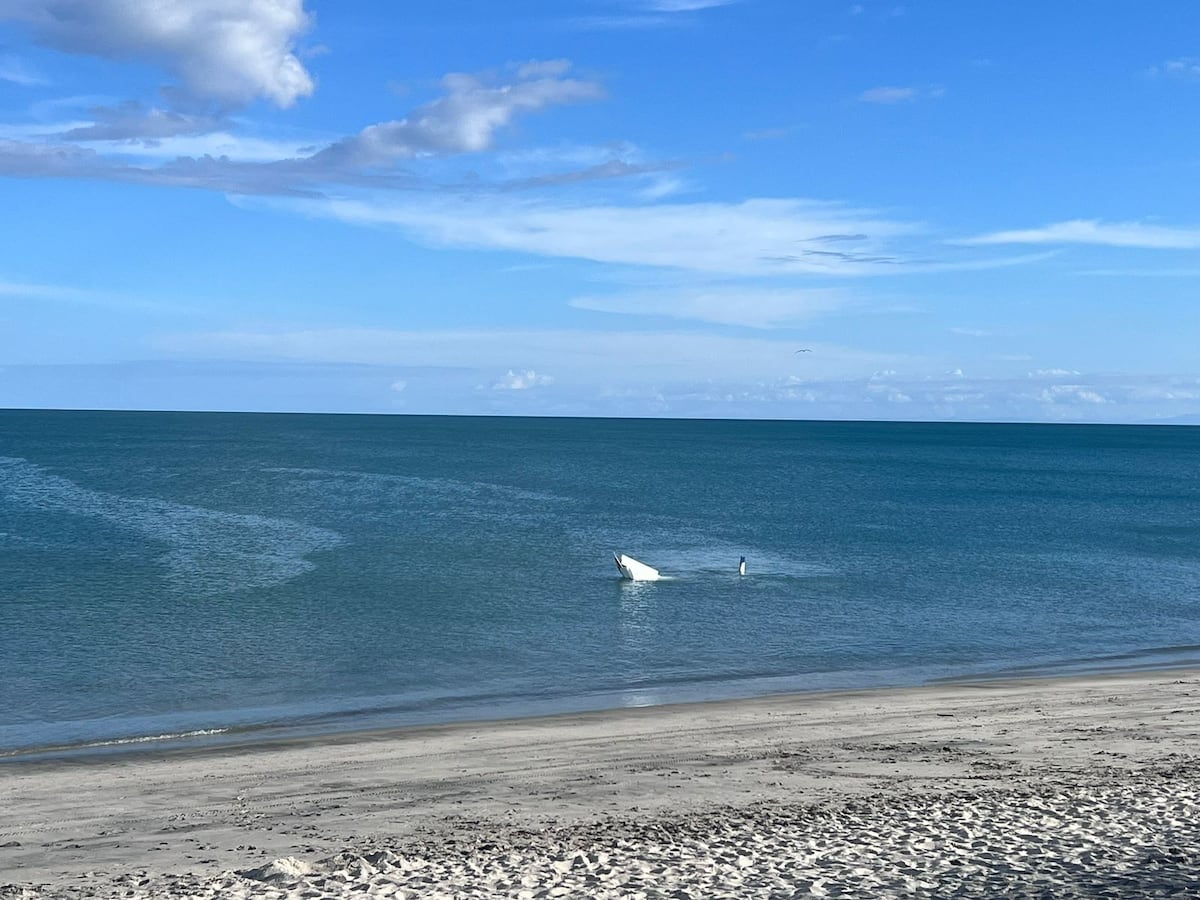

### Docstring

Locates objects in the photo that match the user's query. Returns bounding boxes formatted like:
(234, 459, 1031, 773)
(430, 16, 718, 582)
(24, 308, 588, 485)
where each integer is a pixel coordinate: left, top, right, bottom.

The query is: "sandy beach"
(3, 669, 1199, 898)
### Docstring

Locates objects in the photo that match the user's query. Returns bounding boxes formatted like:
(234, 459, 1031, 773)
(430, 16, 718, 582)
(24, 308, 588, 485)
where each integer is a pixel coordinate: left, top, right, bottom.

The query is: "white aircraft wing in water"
(614, 552, 661, 581)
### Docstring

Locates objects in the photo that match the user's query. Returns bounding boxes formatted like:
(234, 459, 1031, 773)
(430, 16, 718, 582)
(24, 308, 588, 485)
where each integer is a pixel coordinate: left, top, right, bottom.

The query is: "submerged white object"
(614, 552, 661, 581)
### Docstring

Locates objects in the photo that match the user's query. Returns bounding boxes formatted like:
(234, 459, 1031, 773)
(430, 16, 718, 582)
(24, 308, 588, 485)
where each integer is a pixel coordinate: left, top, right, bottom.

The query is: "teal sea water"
(2, 410, 1200, 758)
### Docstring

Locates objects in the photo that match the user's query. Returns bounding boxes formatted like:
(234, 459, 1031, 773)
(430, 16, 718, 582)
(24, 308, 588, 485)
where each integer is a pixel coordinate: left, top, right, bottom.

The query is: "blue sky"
(2, 0, 1199, 422)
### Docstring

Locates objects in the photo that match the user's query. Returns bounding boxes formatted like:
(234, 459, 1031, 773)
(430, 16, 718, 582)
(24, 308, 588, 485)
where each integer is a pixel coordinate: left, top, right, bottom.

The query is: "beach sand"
(2, 669, 1199, 898)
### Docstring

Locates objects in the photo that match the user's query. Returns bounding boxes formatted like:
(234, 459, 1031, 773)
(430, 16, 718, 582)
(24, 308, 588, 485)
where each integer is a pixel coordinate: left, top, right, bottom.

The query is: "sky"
(1, 0, 1199, 422)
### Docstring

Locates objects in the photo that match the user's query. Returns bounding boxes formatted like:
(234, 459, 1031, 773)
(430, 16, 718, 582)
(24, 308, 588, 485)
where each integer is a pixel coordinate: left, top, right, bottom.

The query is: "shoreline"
(9, 643, 1200, 766)
(4, 667, 1200, 896)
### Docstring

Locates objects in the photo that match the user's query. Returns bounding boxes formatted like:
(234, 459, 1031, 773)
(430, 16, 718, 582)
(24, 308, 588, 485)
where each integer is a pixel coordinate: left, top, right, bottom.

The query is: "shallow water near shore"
(3, 410, 1200, 757)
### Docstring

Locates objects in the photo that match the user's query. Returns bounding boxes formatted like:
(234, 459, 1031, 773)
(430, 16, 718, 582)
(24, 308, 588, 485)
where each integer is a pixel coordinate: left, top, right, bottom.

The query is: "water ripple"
(0, 456, 343, 595)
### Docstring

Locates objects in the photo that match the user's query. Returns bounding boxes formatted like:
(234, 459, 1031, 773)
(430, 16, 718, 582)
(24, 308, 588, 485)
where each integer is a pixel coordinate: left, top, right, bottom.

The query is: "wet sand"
(3, 668, 1199, 897)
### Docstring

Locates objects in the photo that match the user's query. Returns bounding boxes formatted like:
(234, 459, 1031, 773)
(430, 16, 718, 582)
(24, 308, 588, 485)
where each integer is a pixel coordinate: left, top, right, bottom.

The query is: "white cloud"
(493, 369, 554, 390)
(153, 327, 910, 385)
(301, 195, 922, 276)
(1038, 384, 1108, 405)
(1148, 57, 1200, 80)
(389, 379, 407, 392)
(1129, 383, 1200, 402)
(0, 0, 315, 107)
(569, 286, 847, 327)
(859, 85, 943, 104)
(252, 193, 1051, 276)
(568, 15, 671, 29)
(315, 65, 604, 166)
(0, 276, 198, 314)
(61, 101, 222, 141)
(128, 330, 1200, 422)
(0, 278, 92, 301)
(571, 0, 732, 28)
(860, 86, 916, 103)
(71, 130, 323, 163)
(490, 142, 682, 191)
(957, 219, 1200, 249)
(0, 62, 612, 190)
(0, 53, 45, 85)
(1077, 267, 1200, 277)
(1029, 368, 1080, 378)
(950, 326, 990, 337)
(742, 126, 793, 142)
(514, 59, 573, 79)
(638, 176, 689, 200)
(644, 0, 734, 10)
(497, 141, 644, 172)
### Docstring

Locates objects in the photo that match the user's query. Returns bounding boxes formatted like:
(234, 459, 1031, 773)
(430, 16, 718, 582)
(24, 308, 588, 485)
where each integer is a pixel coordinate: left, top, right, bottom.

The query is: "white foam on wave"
(77, 727, 229, 749)
(0, 727, 231, 759)
(0, 457, 343, 595)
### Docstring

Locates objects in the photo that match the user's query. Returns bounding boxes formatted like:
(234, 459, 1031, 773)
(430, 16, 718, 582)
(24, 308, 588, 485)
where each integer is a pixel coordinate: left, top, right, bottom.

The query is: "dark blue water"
(2, 411, 1199, 757)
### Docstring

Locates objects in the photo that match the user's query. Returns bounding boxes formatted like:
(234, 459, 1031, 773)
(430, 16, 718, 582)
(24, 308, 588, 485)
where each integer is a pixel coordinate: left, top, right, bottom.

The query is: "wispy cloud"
(1037, 384, 1108, 405)
(859, 85, 945, 104)
(0, 53, 46, 86)
(60, 101, 224, 141)
(0, 277, 198, 314)
(14, 358, 1198, 422)
(113, 326, 1200, 421)
(644, 0, 736, 10)
(1147, 57, 1200, 80)
(636, 175, 689, 199)
(1029, 368, 1080, 377)
(290, 195, 924, 276)
(860, 86, 917, 104)
(957, 219, 1200, 249)
(742, 126, 794, 141)
(570, 286, 848, 327)
(66, 130, 325, 164)
(0, 278, 94, 302)
(568, 0, 734, 29)
(1076, 267, 1200, 278)
(153, 326, 907, 384)
(313, 65, 604, 166)
(0, 62, 610, 192)
(253, 192, 1055, 277)
(567, 15, 672, 29)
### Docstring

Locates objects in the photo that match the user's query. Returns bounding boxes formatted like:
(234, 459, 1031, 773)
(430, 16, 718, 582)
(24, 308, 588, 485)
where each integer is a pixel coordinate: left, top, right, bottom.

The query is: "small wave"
(934, 644, 1200, 684)
(262, 465, 570, 503)
(82, 727, 229, 748)
(0, 727, 230, 760)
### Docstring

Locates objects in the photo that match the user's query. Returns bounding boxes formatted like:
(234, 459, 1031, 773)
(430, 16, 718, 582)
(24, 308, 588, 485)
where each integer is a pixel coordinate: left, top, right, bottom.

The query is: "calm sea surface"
(2, 410, 1199, 757)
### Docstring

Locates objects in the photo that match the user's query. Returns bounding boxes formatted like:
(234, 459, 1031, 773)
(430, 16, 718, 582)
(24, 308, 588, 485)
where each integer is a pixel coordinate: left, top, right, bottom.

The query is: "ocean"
(2, 410, 1199, 759)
